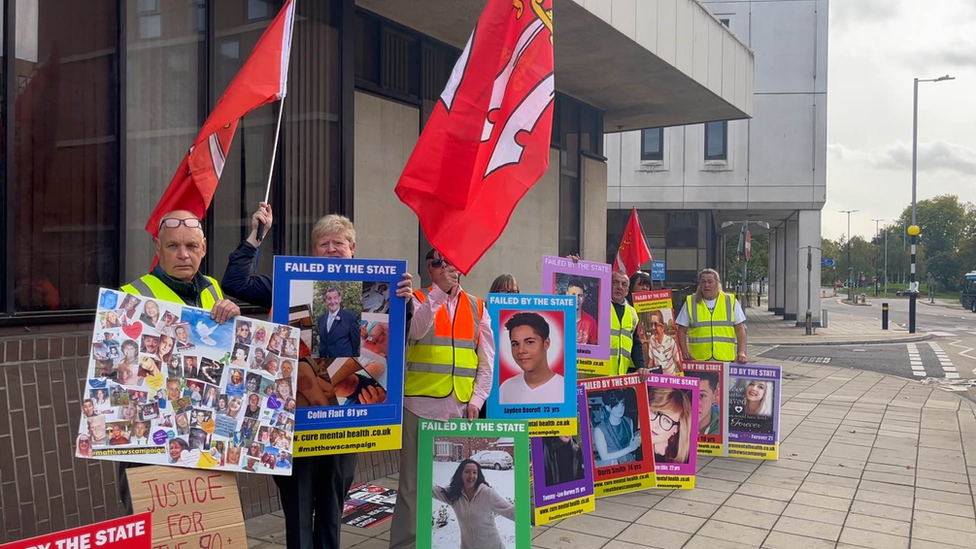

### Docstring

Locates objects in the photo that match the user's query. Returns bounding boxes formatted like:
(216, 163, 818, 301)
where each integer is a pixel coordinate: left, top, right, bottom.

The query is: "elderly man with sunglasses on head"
(389, 248, 496, 549)
(116, 210, 241, 513)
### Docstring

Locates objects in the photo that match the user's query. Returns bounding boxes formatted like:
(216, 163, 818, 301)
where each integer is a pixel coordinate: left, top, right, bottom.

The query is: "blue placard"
(272, 256, 406, 455)
(486, 294, 578, 436)
(651, 260, 666, 281)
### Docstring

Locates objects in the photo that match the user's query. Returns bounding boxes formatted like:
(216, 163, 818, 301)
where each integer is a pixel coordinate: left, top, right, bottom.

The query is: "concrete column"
(774, 227, 787, 315)
(784, 218, 800, 321)
(767, 230, 778, 312)
(795, 210, 823, 326)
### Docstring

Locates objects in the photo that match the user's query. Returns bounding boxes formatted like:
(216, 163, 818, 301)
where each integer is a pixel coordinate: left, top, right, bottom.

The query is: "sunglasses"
(159, 217, 203, 231)
(428, 258, 452, 268)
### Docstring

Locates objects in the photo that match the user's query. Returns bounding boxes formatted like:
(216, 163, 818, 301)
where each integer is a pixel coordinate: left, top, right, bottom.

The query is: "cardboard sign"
(126, 466, 246, 549)
(580, 375, 657, 497)
(727, 364, 782, 460)
(541, 255, 612, 374)
(682, 361, 728, 456)
(271, 256, 407, 456)
(646, 375, 699, 489)
(0, 513, 151, 549)
(79, 289, 299, 475)
(417, 420, 531, 549)
(530, 384, 595, 525)
(632, 290, 684, 376)
(486, 294, 578, 437)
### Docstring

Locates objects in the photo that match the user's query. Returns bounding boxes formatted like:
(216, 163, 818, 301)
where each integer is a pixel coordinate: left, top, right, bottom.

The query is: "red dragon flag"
(395, 0, 554, 275)
(614, 208, 653, 276)
(145, 0, 296, 239)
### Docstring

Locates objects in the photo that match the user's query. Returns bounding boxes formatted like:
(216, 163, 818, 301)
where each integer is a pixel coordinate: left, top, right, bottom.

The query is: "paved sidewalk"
(247, 359, 976, 549)
(746, 306, 930, 346)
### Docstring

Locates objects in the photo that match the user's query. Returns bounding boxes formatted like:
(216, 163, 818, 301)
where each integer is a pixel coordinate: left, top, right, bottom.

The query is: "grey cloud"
(909, 43, 976, 71)
(829, 141, 976, 175)
(831, 0, 901, 31)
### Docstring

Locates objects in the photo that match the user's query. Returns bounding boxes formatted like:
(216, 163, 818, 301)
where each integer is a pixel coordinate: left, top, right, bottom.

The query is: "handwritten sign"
(0, 514, 151, 549)
(126, 466, 246, 549)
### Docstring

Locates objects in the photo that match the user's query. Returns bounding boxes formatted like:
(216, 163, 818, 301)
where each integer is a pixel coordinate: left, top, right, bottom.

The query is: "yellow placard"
(534, 494, 595, 526)
(728, 442, 778, 460)
(294, 424, 402, 456)
(594, 471, 657, 497)
(577, 358, 614, 377)
(654, 475, 696, 490)
(696, 442, 723, 457)
(528, 417, 578, 437)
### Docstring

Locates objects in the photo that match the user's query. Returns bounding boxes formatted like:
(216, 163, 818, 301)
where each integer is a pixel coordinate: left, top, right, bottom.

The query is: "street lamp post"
(910, 74, 954, 334)
(871, 218, 884, 297)
(840, 210, 859, 302)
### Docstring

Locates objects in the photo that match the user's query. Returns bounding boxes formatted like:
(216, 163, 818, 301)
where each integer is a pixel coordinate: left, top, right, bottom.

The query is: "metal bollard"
(821, 308, 828, 328)
(882, 302, 889, 330)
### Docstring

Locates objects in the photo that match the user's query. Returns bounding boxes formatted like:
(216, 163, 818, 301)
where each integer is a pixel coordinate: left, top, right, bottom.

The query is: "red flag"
(395, 0, 554, 275)
(145, 0, 296, 238)
(614, 208, 652, 276)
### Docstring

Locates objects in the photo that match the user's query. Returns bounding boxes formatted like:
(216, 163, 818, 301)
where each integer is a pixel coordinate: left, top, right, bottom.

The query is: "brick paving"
(247, 359, 976, 549)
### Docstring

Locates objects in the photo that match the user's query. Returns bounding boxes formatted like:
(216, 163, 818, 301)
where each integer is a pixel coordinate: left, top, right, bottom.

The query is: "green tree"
(895, 195, 967, 289)
(725, 232, 769, 288)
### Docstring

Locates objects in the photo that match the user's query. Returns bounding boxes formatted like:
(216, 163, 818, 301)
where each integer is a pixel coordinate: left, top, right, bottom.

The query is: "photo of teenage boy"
(499, 312, 563, 405)
(558, 277, 598, 346)
(685, 371, 721, 435)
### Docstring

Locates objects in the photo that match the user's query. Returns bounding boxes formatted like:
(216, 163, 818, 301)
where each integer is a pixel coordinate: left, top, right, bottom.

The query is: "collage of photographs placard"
(77, 288, 300, 475)
(272, 256, 407, 457)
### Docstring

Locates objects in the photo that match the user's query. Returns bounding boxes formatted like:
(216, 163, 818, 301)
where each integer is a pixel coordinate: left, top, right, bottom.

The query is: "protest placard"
(580, 375, 657, 497)
(486, 294, 577, 436)
(0, 513, 152, 549)
(646, 374, 699, 489)
(541, 255, 612, 376)
(530, 384, 595, 525)
(417, 420, 531, 549)
(126, 466, 246, 549)
(272, 256, 407, 456)
(632, 290, 683, 376)
(342, 483, 397, 529)
(682, 361, 728, 456)
(78, 289, 298, 475)
(727, 364, 782, 460)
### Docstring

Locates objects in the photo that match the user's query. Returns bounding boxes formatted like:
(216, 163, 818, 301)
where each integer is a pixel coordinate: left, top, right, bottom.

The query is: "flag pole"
(256, 95, 286, 242)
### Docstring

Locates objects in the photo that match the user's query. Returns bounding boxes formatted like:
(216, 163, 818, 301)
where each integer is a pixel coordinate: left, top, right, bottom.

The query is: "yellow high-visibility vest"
(120, 273, 223, 310)
(612, 302, 639, 375)
(405, 287, 483, 402)
(686, 292, 737, 361)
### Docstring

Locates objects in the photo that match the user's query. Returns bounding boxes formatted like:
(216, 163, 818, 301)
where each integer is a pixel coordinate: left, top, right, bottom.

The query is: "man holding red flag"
(614, 207, 653, 276)
(395, 0, 554, 276)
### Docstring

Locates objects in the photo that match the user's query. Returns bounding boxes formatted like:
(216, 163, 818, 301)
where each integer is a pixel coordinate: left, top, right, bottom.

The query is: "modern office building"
(606, 0, 828, 323)
(0, 0, 752, 540)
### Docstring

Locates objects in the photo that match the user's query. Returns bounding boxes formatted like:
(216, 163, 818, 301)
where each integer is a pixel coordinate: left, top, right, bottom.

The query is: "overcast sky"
(825, 0, 976, 240)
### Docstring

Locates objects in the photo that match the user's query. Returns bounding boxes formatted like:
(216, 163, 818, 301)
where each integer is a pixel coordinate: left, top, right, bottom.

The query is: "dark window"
(720, 18, 730, 27)
(704, 121, 728, 161)
(12, 0, 121, 312)
(667, 212, 699, 248)
(557, 95, 581, 257)
(641, 128, 664, 161)
(580, 103, 603, 156)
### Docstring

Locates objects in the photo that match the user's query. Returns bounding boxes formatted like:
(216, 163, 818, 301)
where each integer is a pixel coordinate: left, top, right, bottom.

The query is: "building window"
(704, 121, 727, 161)
(667, 212, 699, 248)
(247, 0, 271, 21)
(641, 128, 663, 161)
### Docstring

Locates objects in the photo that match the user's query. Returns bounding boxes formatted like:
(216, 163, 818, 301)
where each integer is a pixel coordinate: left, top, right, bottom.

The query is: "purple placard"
(531, 384, 594, 509)
(645, 375, 699, 481)
(727, 364, 781, 460)
(541, 255, 611, 361)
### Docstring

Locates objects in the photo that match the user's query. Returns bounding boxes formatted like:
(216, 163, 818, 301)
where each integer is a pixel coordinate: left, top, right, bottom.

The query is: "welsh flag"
(395, 0, 555, 275)
(145, 0, 296, 239)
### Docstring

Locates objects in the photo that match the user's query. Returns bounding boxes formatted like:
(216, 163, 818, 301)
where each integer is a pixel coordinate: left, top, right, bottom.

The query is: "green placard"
(417, 419, 531, 549)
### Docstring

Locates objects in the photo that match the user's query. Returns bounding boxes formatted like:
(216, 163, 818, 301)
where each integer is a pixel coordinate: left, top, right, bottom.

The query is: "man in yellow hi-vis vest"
(117, 210, 241, 514)
(389, 248, 495, 549)
(675, 268, 748, 363)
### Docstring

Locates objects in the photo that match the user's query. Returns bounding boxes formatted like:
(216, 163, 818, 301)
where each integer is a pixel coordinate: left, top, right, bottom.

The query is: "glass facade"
(0, 2, 602, 320)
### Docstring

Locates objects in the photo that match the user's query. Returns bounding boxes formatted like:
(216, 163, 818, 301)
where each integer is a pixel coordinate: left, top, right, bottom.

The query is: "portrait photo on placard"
(729, 378, 776, 427)
(683, 363, 724, 441)
(310, 280, 363, 360)
(633, 291, 682, 376)
(647, 385, 696, 465)
(430, 437, 517, 549)
(552, 274, 601, 347)
(587, 387, 643, 467)
(496, 310, 566, 406)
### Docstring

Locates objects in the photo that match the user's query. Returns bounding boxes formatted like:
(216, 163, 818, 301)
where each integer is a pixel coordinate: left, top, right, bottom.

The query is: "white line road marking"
(929, 331, 958, 337)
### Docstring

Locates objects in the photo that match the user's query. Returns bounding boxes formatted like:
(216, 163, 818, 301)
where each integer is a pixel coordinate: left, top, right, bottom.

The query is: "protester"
(221, 202, 412, 549)
(675, 268, 748, 363)
(628, 270, 652, 305)
(610, 270, 647, 377)
(390, 248, 495, 549)
(489, 274, 519, 294)
(431, 459, 514, 549)
(115, 210, 239, 514)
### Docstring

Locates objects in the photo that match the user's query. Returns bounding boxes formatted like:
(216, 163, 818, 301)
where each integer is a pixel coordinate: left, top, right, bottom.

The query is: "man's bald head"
(155, 210, 206, 282)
